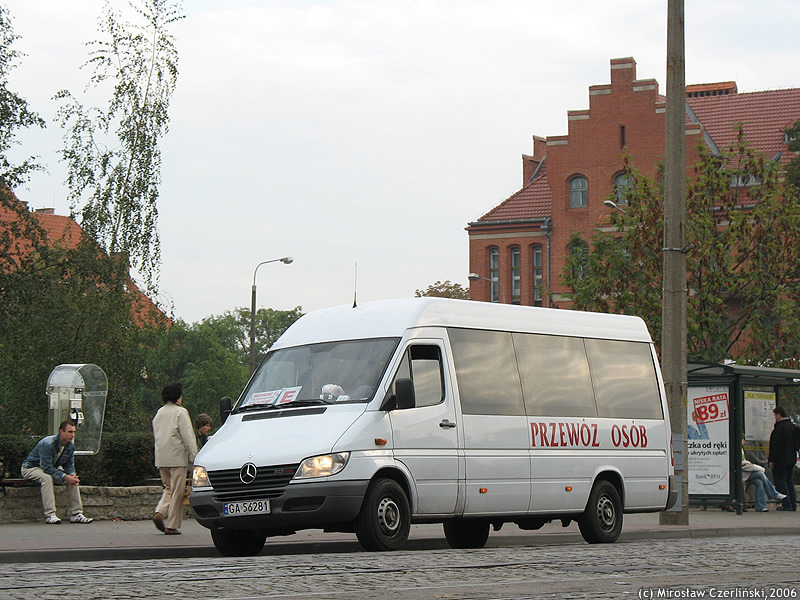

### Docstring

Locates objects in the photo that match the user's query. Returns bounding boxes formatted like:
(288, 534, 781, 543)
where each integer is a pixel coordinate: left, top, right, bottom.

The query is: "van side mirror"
(219, 396, 233, 425)
(394, 378, 416, 410)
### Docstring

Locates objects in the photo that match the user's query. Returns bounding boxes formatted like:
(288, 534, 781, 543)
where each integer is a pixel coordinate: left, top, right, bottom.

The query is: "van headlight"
(192, 465, 211, 488)
(295, 452, 350, 479)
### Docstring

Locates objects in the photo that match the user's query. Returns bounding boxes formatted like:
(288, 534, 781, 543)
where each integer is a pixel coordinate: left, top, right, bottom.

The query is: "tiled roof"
(34, 212, 84, 249)
(687, 88, 800, 166)
(473, 161, 552, 224)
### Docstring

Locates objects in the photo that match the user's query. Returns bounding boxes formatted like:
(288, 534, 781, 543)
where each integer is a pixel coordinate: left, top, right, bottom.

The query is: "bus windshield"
(236, 337, 399, 411)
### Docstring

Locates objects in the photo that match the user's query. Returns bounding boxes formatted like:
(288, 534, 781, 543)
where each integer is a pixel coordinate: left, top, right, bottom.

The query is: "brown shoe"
(164, 528, 181, 535)
(153, 512, 165, 532)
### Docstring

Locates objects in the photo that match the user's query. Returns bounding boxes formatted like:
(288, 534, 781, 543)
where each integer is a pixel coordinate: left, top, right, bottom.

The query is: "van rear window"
(585, 338, 663, 419)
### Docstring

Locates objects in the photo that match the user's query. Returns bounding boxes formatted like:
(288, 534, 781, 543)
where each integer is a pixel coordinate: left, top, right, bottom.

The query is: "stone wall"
(0, 484, 189, 522)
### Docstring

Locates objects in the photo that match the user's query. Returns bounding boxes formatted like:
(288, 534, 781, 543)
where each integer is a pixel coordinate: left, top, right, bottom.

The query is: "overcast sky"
(4, 0, 799, 323)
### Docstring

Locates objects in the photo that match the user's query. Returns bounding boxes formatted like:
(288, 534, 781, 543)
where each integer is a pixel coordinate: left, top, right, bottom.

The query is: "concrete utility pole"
(660, 0, 689, 525)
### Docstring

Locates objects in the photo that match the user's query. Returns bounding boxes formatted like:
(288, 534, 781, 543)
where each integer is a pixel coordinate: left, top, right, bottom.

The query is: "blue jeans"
(745, 471, 781, 511)
(772, 464, 797, 510)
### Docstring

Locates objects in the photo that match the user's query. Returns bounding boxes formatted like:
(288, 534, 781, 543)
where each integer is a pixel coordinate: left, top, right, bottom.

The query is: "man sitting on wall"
(21, 420, 93, 524)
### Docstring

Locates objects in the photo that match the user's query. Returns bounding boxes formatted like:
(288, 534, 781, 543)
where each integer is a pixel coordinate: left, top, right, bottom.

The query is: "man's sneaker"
(69, 513, 93, 524)
(45, 515, 62, 524)
(775, 492, 787, 501)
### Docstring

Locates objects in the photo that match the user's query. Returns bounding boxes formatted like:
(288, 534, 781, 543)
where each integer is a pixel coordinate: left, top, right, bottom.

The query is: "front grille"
(208, 463, 298, 502)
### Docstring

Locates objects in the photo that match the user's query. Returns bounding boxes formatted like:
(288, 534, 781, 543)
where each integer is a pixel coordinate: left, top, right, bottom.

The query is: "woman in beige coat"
(152, 382, 198, 534)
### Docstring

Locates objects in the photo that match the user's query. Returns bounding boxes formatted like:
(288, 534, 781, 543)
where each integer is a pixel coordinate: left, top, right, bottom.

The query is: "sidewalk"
(1, 507, 798, 563)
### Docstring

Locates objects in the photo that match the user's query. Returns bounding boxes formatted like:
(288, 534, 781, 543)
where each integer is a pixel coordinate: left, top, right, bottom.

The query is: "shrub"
(76, 432, 159, 486)
(0, 435, 37, 478)
(0, 432, 158, 486)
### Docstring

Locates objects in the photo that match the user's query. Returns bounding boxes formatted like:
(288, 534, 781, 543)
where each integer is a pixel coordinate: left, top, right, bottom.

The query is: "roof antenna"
(352, 262, 358, 308)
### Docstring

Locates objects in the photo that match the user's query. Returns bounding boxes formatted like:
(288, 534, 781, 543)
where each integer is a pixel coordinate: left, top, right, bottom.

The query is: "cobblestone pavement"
(1, 536, 799, 600)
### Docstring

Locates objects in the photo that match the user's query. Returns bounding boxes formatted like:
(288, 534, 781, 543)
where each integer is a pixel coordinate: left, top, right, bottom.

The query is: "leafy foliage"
(563, 129, 800, 366)
(76, 432, 158, 486)
(0, 434, 36, 478)
(0, 6, 45, 190)
(55, 0, 184, 292)
(415, 280, 470, 300)
(0, 233, 146, 435)
(136, 307, 303, 422)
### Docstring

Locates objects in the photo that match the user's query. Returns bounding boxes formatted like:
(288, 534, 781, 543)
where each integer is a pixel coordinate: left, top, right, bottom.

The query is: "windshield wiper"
(235, 404, 273, 413)
(278, 399, 331, 408)
(235, 398, 330, 413)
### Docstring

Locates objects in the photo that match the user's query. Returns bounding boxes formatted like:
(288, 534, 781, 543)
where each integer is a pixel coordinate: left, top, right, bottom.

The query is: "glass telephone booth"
(46, 364, 108, 455)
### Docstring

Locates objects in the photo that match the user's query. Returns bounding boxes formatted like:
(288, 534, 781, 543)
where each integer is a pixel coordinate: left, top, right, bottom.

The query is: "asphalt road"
(2, 535, 799, 600)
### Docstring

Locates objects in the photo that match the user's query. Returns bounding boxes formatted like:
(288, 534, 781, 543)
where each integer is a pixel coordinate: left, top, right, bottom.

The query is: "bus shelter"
(687, 362, 800, 514)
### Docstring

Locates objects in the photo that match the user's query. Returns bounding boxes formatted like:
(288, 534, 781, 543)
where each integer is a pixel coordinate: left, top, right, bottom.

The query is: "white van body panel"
(274, 298, 653, 350)
(462, 414, 531, 514)
(197, 404, 366, 470)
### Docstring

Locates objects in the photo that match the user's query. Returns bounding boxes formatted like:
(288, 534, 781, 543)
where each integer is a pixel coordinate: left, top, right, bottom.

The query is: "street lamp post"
(250, 257, 293, 375)
(603, 199, 628, 213)
(468, 272, 506, 303)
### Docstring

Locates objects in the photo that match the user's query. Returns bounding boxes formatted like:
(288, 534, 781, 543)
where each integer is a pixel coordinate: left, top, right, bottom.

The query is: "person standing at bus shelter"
(768, 406, 800, 511)
(152, 382, 198, 534)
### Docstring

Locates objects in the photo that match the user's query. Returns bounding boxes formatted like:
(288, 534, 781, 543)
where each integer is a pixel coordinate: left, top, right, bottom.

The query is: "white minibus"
(190, 298, 677, 556)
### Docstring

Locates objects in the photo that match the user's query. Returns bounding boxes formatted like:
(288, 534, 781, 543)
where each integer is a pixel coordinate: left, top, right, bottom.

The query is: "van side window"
(585, 339, 663, 419)
(514, 333, 597, 417)
(448, 328, 524, 416)
(393, 345, 445, 408)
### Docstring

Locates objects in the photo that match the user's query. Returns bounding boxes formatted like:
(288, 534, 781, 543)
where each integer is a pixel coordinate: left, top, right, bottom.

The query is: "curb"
(2, 526, 799, 563)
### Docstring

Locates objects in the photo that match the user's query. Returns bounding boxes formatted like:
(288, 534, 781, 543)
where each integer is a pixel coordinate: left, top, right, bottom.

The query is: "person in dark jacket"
(21, 420, 93, 524)
(768, 406, 799, 511)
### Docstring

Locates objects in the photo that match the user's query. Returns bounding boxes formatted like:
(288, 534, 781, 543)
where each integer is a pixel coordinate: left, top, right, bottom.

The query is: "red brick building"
(467, 57, 800, 307)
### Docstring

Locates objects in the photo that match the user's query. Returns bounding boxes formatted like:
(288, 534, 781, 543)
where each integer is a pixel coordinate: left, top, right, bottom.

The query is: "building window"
(615, 173, 634, 205)
(570, 240, 589, 280)
(489, 248, 499, 303)
(510, 247, 521, 304)
(569, 176, 588, 208)
(532, 245, 543, 307)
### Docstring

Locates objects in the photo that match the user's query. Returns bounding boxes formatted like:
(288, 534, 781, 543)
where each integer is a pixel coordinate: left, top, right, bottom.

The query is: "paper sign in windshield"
(246, 386, 302, 407)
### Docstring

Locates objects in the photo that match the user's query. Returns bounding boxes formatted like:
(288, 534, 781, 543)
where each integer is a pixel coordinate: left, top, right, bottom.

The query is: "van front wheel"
(210, 528, 267, 556)
(443, 519, 490, 549)
(578, 480, 622, 544)
(355, 478, 411, 551)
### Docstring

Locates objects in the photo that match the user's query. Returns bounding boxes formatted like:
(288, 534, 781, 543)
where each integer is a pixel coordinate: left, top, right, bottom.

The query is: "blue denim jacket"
(22, 434, 75, 484)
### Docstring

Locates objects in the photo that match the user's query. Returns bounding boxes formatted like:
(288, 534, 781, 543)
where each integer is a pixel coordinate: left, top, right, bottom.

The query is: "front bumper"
(190, 479, 369, 532)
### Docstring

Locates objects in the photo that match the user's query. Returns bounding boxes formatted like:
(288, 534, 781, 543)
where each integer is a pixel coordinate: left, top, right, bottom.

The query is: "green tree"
(564, 129, 800, 366)
(415, 280, 470, 300)
(55, 0, 184, 292)
(0, 5, 44, 191)
(136, 307, 303, 423)
(0, 235, 147, 434)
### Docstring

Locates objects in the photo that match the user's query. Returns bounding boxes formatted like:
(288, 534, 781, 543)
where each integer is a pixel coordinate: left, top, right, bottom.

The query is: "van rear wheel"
(443, 519, 490, 549)
(578, 480, 622, 544)
(211, 528, 267, 556)
(355, 478, 411, 551)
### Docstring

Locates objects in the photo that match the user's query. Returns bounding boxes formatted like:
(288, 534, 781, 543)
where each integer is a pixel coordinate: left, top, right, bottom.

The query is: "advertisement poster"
(743, 390, 776, 442)
(687, 386, 730, 496)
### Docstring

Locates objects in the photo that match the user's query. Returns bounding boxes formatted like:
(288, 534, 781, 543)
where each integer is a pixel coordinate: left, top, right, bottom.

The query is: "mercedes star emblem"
(239, 462, 258, 485)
